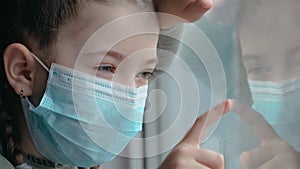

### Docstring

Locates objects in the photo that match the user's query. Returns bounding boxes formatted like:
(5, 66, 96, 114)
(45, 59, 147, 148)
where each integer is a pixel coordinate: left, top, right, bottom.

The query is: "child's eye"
(136, 70, 154, 80)
(97, 65, 116, 73)
(96, 64, 116, 79)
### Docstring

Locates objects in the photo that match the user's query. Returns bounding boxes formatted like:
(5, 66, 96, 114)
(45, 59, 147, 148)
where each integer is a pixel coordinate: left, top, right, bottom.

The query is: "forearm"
(155, 0, 212, 29)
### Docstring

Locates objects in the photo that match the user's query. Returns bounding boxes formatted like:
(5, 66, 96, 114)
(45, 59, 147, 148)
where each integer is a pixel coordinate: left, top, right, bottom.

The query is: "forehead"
(54, 2, 159, 66)
(238, 0, 300, 58)
(62, 1, 158, 42)
(80, 3, 159, 52)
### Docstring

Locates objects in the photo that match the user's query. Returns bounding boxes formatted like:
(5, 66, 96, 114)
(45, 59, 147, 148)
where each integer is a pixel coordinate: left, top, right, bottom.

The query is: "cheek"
(135, 78, 148, 87)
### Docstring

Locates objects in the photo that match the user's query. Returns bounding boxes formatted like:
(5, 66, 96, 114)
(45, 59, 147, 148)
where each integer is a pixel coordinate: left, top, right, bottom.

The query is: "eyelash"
(96, 65, 155, 80)
(136, 70, 154, 80)
(97, 65, 116, 73)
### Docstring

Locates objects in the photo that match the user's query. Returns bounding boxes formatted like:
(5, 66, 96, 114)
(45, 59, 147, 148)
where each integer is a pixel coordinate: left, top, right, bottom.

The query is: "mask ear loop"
(30, 53, 50, 72)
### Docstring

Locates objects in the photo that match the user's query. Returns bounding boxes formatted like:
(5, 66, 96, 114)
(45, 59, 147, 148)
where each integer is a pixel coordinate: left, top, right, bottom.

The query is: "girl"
(0, 0, 229, 169)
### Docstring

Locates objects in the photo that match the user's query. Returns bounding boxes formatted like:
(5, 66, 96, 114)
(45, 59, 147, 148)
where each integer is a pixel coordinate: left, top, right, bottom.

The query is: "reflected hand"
(155, 0, 213, 29)
(158, 100, 231, 169)
(232, 100, 300, 169)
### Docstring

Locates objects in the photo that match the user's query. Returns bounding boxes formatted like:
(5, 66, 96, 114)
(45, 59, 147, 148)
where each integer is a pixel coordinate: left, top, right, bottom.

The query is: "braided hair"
(0, 0, 152, 166)
(0, 0, 82, 166)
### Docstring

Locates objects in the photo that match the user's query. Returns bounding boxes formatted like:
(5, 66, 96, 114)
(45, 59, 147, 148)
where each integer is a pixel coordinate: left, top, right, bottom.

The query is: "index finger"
(182, 100, 232, 145)
(231, 100, 280, 145)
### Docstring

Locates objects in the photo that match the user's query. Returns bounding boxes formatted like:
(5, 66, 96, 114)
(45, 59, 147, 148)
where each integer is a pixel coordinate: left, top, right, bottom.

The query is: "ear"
(3, 43, 36, 96)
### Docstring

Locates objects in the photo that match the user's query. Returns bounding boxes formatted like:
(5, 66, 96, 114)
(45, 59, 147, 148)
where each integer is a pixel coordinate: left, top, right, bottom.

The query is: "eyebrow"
(83, 50, 158, 65)
(82, 50, 125, 60)
(242, 54, 261, 61)
(106, 50, 125, 60)
(143, 58, 158, 65)
(106, 51, 159, 65)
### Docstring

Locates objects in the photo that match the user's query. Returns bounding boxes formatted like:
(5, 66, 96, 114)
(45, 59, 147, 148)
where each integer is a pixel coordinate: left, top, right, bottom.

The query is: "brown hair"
(0, 0, 151, 166)
(0, 0, 83, 166)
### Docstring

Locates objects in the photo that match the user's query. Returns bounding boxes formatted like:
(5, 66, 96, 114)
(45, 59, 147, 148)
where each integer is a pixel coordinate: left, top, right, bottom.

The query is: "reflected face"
(238, 0, 300, 81)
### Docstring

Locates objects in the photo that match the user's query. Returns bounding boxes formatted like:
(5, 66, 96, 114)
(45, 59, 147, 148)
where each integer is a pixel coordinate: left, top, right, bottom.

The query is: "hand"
(155, 0, 213, 29)
(158, 100, 232, 169)
(232, 100, 300, 169)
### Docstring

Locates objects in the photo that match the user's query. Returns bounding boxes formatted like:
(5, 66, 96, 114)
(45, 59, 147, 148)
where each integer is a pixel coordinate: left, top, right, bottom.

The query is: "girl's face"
(3, 1, 159, 160)
(31, 2, 159, 106)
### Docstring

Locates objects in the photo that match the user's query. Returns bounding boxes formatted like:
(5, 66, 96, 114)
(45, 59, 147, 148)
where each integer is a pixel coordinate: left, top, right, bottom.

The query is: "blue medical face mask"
(249, 77, 300, 151)
(21, 54, 148, 167)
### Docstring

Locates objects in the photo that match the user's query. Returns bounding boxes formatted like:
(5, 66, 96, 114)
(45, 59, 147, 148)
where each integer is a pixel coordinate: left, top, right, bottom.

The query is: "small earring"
(20, 87, 25, 97)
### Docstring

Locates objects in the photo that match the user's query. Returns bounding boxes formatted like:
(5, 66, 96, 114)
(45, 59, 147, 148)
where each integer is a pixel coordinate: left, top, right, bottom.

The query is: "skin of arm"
(155, 0, 213, 29)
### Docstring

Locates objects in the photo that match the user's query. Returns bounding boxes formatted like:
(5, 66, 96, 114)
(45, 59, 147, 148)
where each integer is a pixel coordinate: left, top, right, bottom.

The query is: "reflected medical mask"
(249, 77, 300, 151)
(21, 54, 148, 167)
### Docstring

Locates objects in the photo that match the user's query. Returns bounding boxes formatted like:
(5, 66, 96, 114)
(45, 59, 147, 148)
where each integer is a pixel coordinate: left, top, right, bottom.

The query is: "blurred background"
(101, 1, 300, 168)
